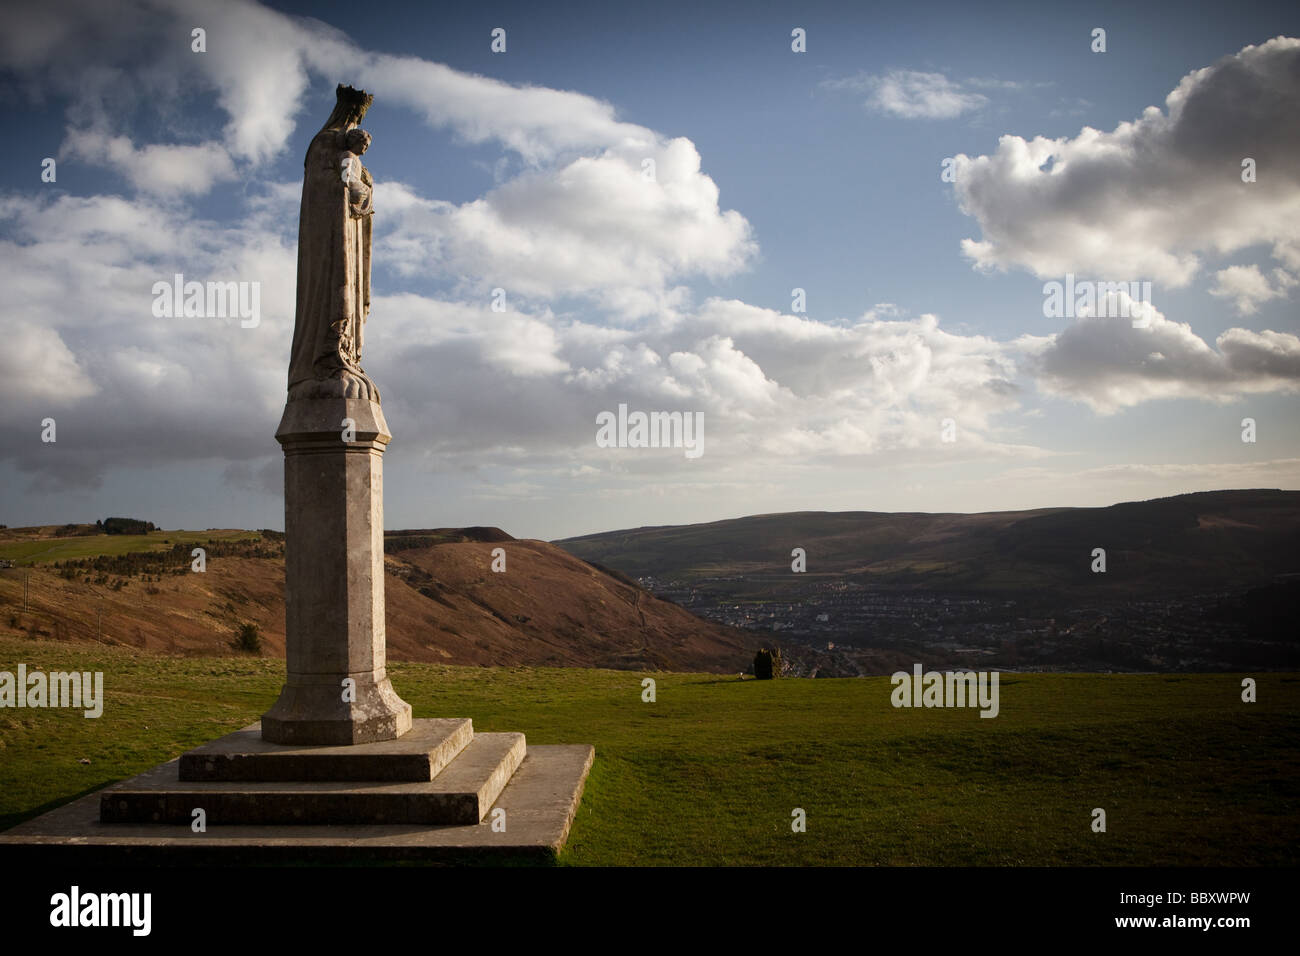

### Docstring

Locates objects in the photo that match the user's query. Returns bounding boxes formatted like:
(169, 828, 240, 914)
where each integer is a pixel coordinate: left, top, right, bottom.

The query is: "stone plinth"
(180, 719, 472, 782)
(261, 397, 412, 745)
(104, 728, 526, 826)
(0, 744, 595, 865)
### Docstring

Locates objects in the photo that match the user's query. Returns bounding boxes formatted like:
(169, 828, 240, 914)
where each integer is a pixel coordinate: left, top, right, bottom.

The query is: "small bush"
(231, 621, 263, 654)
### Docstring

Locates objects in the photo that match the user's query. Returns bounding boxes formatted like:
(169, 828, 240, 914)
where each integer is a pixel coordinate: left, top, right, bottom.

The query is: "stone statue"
(266, 84, 410, 746)
(287, 84, 379, 402)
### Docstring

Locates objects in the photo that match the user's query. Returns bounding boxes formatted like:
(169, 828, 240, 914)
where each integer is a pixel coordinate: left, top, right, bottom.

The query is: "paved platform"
(0, 745, 594, 865)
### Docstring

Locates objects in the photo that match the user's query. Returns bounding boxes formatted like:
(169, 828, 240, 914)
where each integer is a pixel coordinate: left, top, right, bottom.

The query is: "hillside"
(555, 489, 1300, 597)
(554, 490, 1300, 673)
(0, 527, 757, 673)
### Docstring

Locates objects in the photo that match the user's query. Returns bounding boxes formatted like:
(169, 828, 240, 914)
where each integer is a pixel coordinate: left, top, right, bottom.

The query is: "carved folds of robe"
(287, 127, 376, 401)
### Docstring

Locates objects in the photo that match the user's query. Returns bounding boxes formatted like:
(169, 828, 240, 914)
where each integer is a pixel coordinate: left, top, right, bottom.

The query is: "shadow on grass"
(0, 779, 118, 832)
(691, 677, 756, 685)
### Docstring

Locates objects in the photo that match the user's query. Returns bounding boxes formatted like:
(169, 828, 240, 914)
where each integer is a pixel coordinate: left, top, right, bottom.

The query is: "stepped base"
(180, 719, 474, 783)
(105, 733, 524, 826)
(0, 746, 593, 865)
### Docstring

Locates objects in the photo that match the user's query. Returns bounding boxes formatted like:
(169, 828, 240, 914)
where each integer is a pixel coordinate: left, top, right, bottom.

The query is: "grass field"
(0, 531, 260, 566)
(0, 635, 1295, 865)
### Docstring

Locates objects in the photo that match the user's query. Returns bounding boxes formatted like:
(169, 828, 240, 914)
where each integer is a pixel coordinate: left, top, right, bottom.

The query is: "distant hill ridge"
(555, 489, 1300, 596)
(388, 527, 515, 543)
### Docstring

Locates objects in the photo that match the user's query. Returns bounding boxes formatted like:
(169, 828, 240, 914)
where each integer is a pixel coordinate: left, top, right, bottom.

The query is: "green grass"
(0, 635, 1295, 865)
(0, 530, 259, 565)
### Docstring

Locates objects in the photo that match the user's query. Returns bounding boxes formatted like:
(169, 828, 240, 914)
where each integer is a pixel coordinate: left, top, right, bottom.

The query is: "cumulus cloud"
(5, 1, 1298, 512)
(953, 37, 1300, 287)
(61, 131, 237, 196)
(0, 189, 293, 490)
(0, 172, 1032, 494)
(0, 0, 761, 490)
(1209, 264, 1297, 315)
(364, 295, 1033, 470)
(6, 0, 671, 178)
(826, 69, 988, 119)
(352, 54, 655, 165)
(0, 319, 98, 405)
(1018, 293, 1300, 412)
(6, 0, 750, 316)
(378, 138, 755, 313)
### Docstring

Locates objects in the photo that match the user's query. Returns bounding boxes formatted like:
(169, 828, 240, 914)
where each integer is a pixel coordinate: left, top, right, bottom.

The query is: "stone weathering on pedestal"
(0, 86, 592, 864)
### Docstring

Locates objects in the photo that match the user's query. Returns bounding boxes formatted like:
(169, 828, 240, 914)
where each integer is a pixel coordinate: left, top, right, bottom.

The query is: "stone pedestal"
(261, 397, 412, 745)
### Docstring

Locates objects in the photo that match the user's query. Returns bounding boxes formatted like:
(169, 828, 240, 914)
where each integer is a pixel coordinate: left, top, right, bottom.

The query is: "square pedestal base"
(0, 745, 593, 865)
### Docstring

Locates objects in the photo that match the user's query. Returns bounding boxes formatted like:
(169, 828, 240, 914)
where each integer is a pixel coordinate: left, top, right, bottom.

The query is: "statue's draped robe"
(288, 128, 373, 396)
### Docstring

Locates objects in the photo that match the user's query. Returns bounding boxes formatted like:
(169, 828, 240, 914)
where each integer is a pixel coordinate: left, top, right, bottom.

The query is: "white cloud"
(62, 131, 237, 196)
(826, 69, 988, 119)
(953, 37, 1300, 287)
(1018, 293, 1300, 412)
(0, 189, 293, 489)
(50, 12, 623, 171)
(1209, 264, 1297, 315)
(1048, 97, 1093, 118)
(5, 3, 1298, 507)
(275, 291, 1034, 470)
(353, 54, 655, 165)
(0, 319, 98, 405)
(9, 1, 755, 317)
(12, 1, 708, 187)
(378, 138, 755, 313)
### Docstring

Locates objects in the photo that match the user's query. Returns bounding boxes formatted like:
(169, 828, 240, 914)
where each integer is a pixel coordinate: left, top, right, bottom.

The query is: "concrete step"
(100, 732, 526, 826)
(179, 718, 473, 783)
(0, 745, 594, 865)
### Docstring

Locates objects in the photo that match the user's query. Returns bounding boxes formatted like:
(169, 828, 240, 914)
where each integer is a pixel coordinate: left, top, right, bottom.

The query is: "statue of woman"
(287, 85, 379, 402)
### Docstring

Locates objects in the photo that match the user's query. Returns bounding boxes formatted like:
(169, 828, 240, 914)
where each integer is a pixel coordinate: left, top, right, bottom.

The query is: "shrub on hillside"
(231, 622, 263, 654)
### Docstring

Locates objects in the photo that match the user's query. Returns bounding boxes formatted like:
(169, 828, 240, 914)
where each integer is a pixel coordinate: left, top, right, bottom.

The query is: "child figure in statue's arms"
(340, 128, 373, 219)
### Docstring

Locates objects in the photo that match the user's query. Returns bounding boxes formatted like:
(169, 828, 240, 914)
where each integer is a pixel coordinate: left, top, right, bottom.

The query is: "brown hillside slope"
(383, 537, 754, 670)
(0, 530, 756, 673)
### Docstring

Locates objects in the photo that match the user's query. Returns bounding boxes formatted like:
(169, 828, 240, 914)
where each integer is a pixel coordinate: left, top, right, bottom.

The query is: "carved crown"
(336, 84, 374, 118)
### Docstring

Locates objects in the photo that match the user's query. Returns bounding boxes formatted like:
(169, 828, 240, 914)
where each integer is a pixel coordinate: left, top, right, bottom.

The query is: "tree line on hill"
(50, 518, 160, 537)
(98, 517, 157, 535)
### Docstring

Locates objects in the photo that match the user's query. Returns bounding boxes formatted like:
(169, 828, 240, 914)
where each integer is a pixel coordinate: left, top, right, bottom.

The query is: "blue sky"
(1, 0, 1298, 539)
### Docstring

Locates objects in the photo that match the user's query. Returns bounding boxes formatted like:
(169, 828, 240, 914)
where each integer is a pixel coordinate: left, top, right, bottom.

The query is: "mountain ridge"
(554, 489, 1300, 596)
